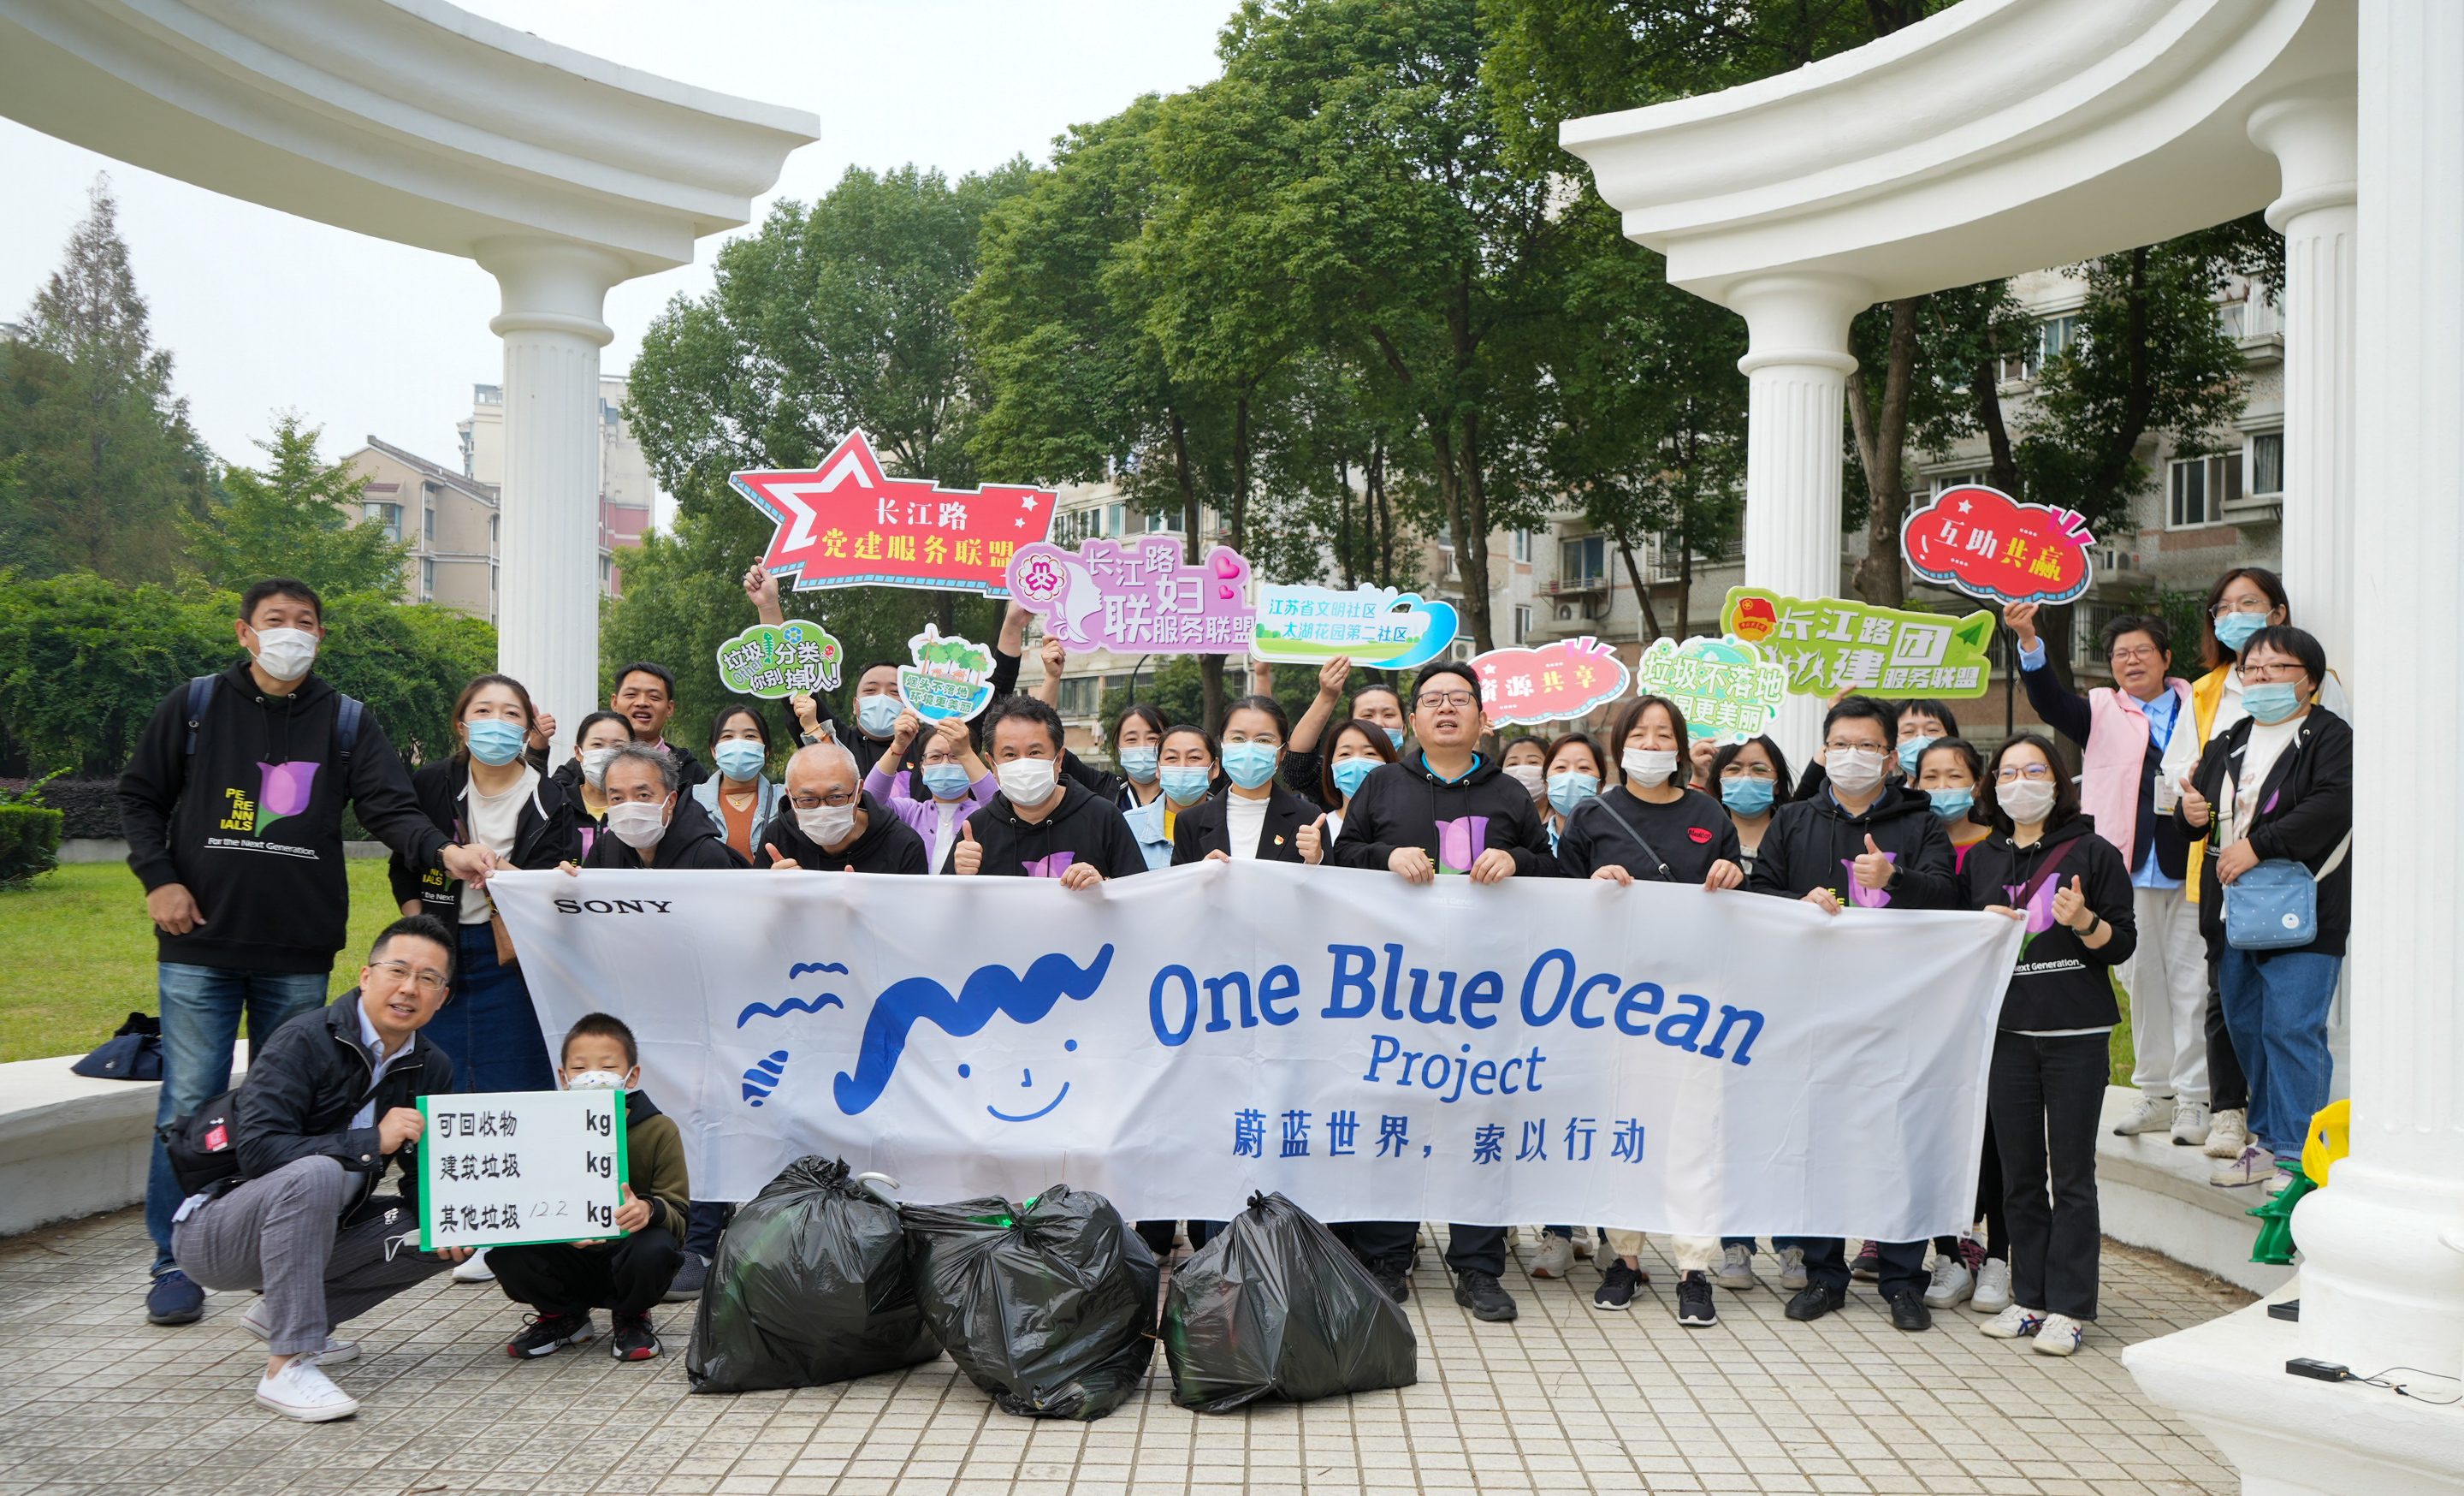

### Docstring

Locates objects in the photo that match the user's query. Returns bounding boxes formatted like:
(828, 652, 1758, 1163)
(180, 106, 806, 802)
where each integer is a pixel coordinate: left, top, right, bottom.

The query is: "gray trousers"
(172, 1155, 448, 1356)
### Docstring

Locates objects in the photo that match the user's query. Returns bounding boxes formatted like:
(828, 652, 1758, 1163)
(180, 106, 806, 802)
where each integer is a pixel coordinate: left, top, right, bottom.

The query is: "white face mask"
(249, 626, 319, 682)
(797, 802, 858, 846)
(605, 799, 669, 849)
(1998, 780, 2058, 825)
(564, 1069, 632, 1092)
(1503, 763, 1544, 800)
(1621, 747, 1679, 787)
(581, 746, 620, 788)
(1827, 746, 1888, 796)
(998, 757, 1059, 806)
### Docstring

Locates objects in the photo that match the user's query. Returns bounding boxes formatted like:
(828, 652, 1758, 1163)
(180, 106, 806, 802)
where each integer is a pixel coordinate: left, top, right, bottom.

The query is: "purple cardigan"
(864, 763, 998, 841)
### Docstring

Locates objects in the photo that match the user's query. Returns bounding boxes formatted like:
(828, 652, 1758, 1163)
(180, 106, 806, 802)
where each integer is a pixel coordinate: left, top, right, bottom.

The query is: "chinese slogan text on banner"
(492, 863, 2022, 1241)
(1005, 539, 1258, 653)
(733, 430, 1056, 597)
(897, 626, 996, 722)
(418, 1089, 628, 1251)
(1721, 587, 1999, 699)
(1901, 484, 2096, 606)
(1470, 638, 1632, 727)
(1632, 636, 1786, 743)
(1248, 585, 1458, 671)
(715, 620, 844, 700)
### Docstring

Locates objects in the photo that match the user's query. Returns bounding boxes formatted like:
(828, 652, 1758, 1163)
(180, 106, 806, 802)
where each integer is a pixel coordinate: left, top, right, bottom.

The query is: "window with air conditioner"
(2250, 432, 2284, 498)
(1560, 535, 1606, 585)
(2169, 454, 2242, 528)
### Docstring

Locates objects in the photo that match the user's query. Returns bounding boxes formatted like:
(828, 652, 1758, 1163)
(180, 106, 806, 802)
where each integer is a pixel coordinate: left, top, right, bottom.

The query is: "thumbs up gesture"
(2177, 775, 2212, 828)
(762, 841, 798, 870)
(1851, 832, 1896, 890)
(2052, 873, 2092, 932)
(1297, 813, 1327, 865)
(951, 820, 982, 876)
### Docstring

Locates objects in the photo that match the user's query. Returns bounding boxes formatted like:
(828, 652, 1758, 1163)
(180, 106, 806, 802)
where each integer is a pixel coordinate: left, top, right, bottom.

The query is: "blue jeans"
(424, 923, 556, 1094)
(145, 964, 329, 1275)
(2218, 947, 2342, 1159)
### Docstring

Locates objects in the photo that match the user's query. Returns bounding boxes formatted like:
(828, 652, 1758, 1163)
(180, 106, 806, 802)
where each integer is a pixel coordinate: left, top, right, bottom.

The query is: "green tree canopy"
(185, 414, 409, 598)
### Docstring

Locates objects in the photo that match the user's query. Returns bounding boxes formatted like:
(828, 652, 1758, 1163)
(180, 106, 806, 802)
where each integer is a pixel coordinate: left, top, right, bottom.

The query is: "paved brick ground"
(0, 1210, 2250, 1495)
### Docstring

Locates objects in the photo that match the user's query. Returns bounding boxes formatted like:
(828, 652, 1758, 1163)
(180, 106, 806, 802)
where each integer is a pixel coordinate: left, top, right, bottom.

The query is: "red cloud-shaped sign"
(1902, 485, 2095, 606)
(1470, 637, 1632, 727)
(732, 430, 1057, 597)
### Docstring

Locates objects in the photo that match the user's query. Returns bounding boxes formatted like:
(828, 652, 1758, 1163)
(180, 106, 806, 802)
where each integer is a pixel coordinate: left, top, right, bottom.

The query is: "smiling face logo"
(960, 1037, 1081, 1122)
(831, 946, 1116, 1117)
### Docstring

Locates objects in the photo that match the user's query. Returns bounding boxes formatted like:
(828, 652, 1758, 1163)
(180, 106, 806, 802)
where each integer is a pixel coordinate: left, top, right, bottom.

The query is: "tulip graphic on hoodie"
(1436, 816, 1489, 874)
(1839, 852, 1896, 908)
(2000, 870, 2062, 951)
(253, 761, 321, 835)
(1022, 850, 1076, 880)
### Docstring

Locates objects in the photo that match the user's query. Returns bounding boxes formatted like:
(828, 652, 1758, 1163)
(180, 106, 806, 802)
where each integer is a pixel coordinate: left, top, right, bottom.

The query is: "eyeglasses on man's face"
(1415, 691, 1478, 710)
(368, 959, 448, 994)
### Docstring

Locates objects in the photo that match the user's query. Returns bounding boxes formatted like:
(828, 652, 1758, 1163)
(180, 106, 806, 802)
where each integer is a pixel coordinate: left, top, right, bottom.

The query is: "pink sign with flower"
(1004, 537, 1258, 654)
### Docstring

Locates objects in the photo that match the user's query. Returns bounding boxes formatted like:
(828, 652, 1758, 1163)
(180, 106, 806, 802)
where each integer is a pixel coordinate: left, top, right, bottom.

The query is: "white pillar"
(1728, 273, 1867, 769)
(2286, 1, 2464, 1380)
(2248, 81, 2359, 686)
(476, 237, 630, 738)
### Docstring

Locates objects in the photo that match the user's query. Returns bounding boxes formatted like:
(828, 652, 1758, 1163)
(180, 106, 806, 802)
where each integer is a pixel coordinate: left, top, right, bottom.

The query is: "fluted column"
(1728, 274, 1868, 768)
(477, 238, 630, 738)
(2287, 0, 2464, 1379)
(2249, 80, 2359, 690)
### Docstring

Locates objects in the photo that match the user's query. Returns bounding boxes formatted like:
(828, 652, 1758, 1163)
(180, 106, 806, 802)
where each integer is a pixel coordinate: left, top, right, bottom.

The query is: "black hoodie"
(1328, 751, 1555, 877)
(581, 791, 750, 870)
(118, 661, 448, 974)
(389, 758, 583, 919)
(943, 780, 1148, 879)
(1744, 781, 1962, 908)
(755, 792, 930, 874)
(1555, 783, 1741, 884)
(1963, 814, 2138, 1031)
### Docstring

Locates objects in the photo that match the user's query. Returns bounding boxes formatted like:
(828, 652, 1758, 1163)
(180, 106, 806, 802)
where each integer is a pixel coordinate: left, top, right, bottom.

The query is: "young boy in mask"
(492, 1013, 690, 1362)
(1744, 694, 1963, 1332)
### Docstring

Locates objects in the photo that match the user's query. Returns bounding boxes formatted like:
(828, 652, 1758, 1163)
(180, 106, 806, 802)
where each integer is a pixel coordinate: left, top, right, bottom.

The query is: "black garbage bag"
(1161, 1191, 1418, 1412)
(686, 1156, 940, 1393)
(902, 1184, 1158, 1420)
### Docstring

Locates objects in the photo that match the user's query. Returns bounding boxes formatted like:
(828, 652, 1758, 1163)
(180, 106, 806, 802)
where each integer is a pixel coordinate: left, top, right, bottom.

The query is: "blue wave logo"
(833, 946, 1115, 1115)
(742, 1050, 791, 1107)
(788, 961, 849, 979)
(737, 993, 845, 1027)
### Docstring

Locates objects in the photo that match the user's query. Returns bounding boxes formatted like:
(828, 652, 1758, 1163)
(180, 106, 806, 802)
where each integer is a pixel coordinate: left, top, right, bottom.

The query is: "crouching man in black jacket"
(170, 915, 470, 1422)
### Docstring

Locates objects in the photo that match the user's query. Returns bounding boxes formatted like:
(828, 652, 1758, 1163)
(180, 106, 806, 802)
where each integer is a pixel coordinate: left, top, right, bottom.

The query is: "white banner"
(489, 863, 2023, 1240)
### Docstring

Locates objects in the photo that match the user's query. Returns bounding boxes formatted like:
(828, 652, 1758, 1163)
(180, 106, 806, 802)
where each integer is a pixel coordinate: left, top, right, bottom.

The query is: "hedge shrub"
(0, 804, 62, 887)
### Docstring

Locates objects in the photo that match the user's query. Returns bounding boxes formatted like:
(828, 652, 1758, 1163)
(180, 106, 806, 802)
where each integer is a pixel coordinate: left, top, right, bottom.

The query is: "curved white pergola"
(0, 0, 819, 728)
(1564, 5, 2464, 1493)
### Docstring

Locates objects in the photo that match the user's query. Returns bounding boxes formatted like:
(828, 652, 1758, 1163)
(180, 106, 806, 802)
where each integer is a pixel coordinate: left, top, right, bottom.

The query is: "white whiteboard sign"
(418, 1089, 627, 1250)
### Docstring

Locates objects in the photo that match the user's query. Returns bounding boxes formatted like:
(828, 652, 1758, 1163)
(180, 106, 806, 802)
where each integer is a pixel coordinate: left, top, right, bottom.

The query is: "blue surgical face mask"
(1222, 742, 1279, 791)
(2242, 681, 2304, 724)
(1331, 757, 1378, 799)
(465, 718, 527, 767)
(1117, 745, 1159, 783)
(1721, 777, 1775, 816)
(1897, 735, 1934, 778)
(921, 762, 973, 800)
(1160, 766, 1212, 804)
(857, 695, 902, 738)
(713, 740, 767, 781)
(1928, 787, 1975, 821)
(1546, 771, 1599, 816)
(2215, 610, 2268, 653)
(1383, 727, 1406, 751)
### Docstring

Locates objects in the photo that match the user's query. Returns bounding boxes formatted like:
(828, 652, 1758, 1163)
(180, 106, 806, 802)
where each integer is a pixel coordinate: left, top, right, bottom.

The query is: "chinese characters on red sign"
(732, 430, 1057, 597)
(1470, 637, 1633, 727)
(1900, 484, 2095, 606)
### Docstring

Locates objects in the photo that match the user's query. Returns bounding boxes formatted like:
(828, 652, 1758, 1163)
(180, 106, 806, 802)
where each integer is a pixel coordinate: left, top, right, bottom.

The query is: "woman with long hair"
(690, 703, 779, 864)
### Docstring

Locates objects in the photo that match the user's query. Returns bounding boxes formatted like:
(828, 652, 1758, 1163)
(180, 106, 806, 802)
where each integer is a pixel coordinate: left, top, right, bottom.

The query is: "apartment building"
(457, 374, 658, 596)
(341, 436, 499, 621)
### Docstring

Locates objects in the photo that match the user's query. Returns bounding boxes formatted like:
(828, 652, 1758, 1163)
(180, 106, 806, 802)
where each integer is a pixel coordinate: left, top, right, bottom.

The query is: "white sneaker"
(1571, 1226, 1596, 1262)
(1715, 1242, 1760, 1291)
(1970, 1259, 2013, 1314)
(2171, 1099, 2212, 1147)
(2203, 1108, 2251, 1159)
(1922, 1255, 1974, 1309)
(1527, 1232, 1576, 1279)
(2111, 1093, 2176, 1136)
(2034, 1313, 2084, 1356)
(451, 1248, 495, 1284)
(1980, 1303, 2047, 1339)
(254, 1355, 359, 1422)
(239, 1300, 358, 1364)
(1777, 1245, 1808, 1291)
(2265, 1171, 2295, 1196)
(2211, 1144, 2277, 1187)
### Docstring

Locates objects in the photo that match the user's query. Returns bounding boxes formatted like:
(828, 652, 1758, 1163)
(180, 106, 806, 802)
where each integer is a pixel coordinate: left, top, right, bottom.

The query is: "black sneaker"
(1850, 1240, 1882, 1281)
(610, 1313, 661, 1361)
(1454, 1268, 1519, 1322)
(145, 1269, 204, 1327)
(506, 1312, 594, 1358)
(1677, 1270, 1717, 1327)
(663, 1255, 707, 1304)
(1784, 1283, 1845, 1321)
(1886, 1289, 1933, 1332)
(1590, 1260, 1642, 1312)
(1365, 1257, 1411, 1303)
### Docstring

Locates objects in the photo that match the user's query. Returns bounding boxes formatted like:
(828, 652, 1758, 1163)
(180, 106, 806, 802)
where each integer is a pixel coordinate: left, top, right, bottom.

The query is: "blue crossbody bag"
(2223, 835, 2349, 952)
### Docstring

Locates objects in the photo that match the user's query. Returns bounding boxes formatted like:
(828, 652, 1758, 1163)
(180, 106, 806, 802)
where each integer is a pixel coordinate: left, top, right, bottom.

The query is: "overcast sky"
(0, 1, 1228, 525)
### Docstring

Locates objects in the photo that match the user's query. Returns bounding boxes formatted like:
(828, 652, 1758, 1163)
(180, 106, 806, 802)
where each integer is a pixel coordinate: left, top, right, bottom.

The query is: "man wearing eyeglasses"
(2003, 603, 2209, 1148)
(168, 915, 471, 1422)
(757, 741, 930, 873)
(1329, 659, 1554, 1325)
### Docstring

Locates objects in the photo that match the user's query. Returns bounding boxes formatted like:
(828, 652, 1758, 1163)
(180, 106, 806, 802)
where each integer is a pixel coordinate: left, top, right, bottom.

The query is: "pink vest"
(2079, 680, 2190, 865)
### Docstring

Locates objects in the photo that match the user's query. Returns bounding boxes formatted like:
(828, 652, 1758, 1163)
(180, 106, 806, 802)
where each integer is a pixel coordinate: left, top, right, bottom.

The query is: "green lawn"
(0, 860, 401, 1064)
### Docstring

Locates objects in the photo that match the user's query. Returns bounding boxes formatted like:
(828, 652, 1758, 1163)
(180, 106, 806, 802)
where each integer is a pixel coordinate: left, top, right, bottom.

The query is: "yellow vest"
(2183, 668, 2232, 902)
